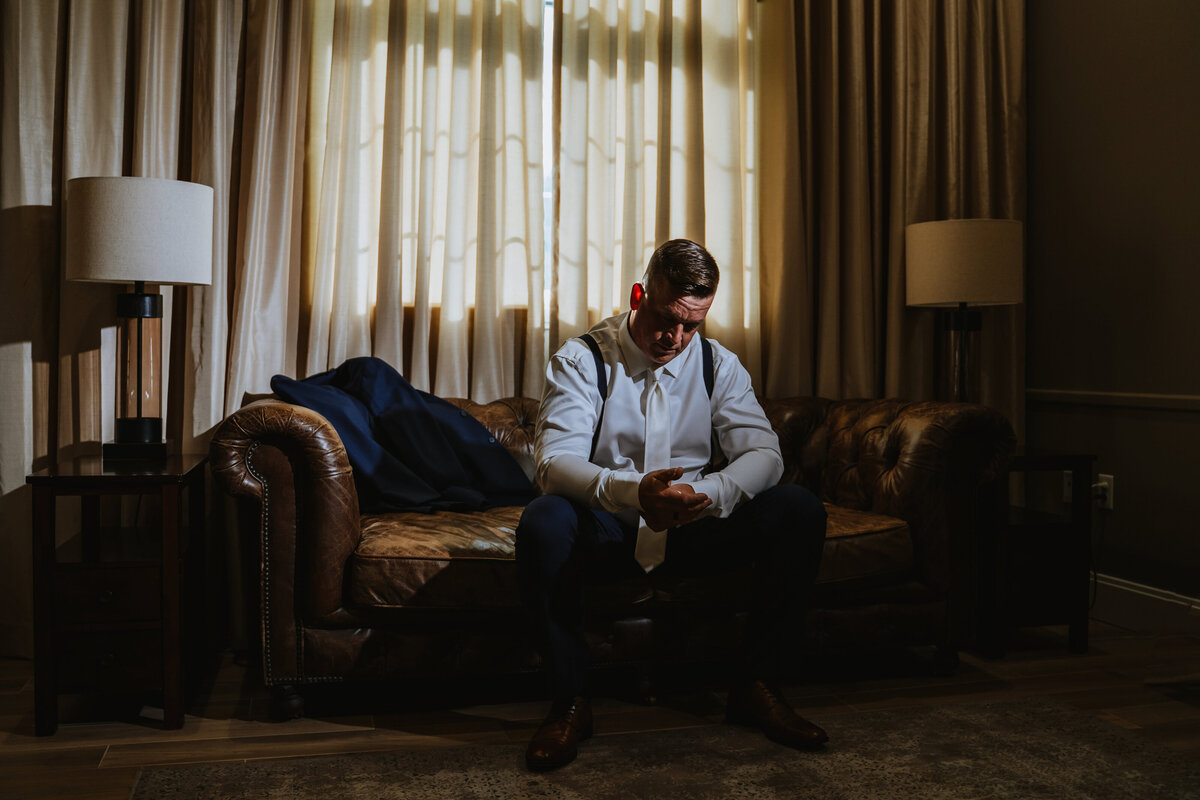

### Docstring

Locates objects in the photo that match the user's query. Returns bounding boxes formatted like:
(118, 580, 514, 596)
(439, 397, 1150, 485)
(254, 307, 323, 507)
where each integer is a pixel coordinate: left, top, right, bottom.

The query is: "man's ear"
(630, 281, 646, 310)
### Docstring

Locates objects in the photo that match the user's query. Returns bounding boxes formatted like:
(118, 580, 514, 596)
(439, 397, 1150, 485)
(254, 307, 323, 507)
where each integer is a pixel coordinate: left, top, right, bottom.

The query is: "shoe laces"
(756, 680, 790, 710)
(548, 697, 587, 726)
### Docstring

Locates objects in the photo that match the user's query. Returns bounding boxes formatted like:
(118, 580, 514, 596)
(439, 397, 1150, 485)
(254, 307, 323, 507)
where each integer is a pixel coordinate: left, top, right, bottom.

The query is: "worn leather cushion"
(348, 506, 525, 610)
(347, 501, 912, 611)
(818, 503, 913, 587)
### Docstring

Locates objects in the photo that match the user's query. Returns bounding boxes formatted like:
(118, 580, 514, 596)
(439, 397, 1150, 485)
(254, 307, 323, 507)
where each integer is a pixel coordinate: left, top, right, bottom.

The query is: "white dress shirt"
(534, 312, 784, 527)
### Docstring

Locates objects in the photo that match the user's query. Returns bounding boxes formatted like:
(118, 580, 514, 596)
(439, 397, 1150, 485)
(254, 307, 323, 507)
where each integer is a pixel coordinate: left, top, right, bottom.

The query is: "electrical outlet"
(1062, 470, 1073, 504)
(1096, 473, 1115, 510)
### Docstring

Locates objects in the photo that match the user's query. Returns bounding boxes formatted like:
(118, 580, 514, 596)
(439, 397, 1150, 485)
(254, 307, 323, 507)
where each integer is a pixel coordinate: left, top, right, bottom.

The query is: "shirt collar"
(618, 311, 696, 380)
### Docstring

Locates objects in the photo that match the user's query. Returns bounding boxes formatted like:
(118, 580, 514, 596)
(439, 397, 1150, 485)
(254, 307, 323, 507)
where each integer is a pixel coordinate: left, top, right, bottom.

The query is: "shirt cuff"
(687, 477, 725, 517)
(600, 470, 643, 514)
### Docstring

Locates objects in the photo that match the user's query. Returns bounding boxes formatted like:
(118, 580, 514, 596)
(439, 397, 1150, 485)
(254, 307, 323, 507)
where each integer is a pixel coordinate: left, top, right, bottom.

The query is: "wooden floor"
(2, 621, 1198, 799)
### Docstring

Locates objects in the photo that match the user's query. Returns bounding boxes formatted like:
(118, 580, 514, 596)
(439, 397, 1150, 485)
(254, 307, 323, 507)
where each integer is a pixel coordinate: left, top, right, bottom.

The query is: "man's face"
(628, 279, 714, 366)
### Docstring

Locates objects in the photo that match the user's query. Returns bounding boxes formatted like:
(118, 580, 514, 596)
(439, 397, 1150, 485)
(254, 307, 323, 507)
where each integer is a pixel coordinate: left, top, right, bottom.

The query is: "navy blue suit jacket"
(271, 357, 535, 513)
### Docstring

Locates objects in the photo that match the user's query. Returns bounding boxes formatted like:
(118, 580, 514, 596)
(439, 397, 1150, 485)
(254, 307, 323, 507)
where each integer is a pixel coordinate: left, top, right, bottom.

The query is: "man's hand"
(638, 467, 711, 531)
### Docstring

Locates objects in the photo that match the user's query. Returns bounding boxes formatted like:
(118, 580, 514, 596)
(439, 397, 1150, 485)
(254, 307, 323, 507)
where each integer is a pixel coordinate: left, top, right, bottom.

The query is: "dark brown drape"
(759, 0, 1025, 432)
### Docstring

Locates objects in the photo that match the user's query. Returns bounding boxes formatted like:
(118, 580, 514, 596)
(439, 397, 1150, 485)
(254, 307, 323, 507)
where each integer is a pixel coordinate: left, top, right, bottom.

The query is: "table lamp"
(905, 219, 1023, 403)
(65, 176, 214, 461)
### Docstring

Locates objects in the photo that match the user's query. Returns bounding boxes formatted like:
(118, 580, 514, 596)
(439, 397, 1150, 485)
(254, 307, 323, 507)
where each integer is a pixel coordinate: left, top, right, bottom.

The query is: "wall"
(1027, 0, 1200, 597)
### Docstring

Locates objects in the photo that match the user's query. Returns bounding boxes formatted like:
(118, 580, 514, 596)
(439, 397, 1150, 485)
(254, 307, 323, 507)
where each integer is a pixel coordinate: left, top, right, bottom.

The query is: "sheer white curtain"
(553, 0, 761, 381)
(287, 0, 545, 400)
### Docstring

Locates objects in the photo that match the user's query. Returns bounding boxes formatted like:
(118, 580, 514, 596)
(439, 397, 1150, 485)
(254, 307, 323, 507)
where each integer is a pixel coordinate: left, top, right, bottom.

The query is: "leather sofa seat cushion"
(818, 503, 913, 588)
(348, 506, 525, 610)
(347, 500, 912, 612)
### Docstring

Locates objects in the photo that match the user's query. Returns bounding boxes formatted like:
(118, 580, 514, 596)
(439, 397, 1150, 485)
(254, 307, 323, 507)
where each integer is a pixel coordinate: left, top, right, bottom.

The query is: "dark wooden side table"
(28, 454, 206, 735)
(982, 451, 1095, 655)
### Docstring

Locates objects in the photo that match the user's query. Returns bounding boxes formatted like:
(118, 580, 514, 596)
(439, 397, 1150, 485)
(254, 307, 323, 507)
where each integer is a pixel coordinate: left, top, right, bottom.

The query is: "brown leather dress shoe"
(525, 696, 594, 771)
(726, 680, 829, 750)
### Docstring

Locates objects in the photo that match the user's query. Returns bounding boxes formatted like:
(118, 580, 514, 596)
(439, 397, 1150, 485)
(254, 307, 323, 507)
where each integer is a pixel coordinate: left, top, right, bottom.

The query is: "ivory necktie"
(635, 368, 671, 571)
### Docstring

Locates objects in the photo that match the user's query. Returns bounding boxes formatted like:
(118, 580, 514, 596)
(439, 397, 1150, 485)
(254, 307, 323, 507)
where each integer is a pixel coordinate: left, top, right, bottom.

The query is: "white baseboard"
(1091, 573, 1200, 634)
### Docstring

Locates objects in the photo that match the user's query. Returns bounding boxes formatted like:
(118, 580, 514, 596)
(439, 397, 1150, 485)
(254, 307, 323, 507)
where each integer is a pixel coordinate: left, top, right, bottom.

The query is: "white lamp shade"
(65, 176, 214, 286)
(905, 218, 1023, 307)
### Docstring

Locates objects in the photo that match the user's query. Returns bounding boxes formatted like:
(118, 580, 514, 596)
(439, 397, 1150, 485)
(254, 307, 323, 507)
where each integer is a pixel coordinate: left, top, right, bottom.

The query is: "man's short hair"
(645, 239, 720, 298)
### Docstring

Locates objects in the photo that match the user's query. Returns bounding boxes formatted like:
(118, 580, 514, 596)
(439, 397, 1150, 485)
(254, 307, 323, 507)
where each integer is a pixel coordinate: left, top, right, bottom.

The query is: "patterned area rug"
(131, 700, 1199, 799)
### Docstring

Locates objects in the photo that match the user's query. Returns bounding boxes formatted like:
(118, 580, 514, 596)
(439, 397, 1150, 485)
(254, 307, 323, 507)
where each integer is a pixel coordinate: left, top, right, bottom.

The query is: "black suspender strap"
(577, 332, 713, 462)
(578, 333, 607, 461)
(700, 335, 714, 400)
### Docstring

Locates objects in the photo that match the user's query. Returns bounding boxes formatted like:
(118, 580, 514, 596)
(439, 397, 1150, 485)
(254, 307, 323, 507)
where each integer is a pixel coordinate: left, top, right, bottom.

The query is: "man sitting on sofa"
(516, 238, 830, 771)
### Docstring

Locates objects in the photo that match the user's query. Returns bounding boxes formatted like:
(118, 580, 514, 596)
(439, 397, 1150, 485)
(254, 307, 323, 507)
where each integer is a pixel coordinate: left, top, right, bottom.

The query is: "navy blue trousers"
(515, 484, 827, 700)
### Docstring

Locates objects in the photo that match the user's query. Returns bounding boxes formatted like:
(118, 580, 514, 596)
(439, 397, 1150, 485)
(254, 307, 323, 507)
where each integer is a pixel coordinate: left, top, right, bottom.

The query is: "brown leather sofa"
(209, 395, 1014, 713)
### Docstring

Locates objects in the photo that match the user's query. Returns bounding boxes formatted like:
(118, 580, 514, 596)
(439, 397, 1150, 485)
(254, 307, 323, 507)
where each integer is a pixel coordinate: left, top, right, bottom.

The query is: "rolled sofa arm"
(209, 399, 361, 682)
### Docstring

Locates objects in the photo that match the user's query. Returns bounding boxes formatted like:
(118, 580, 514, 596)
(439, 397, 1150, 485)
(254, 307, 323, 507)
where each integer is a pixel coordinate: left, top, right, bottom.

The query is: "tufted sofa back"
(445, 394, 1015, 595)
(446, 395, 1012, 508)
